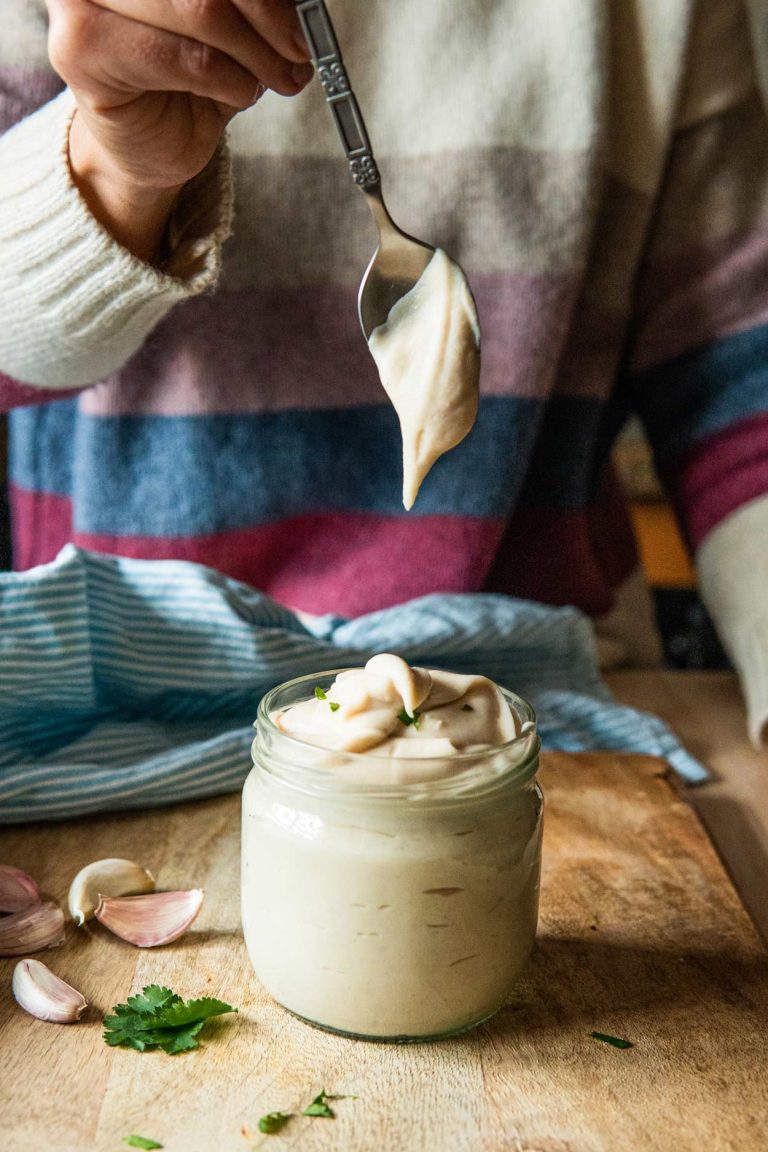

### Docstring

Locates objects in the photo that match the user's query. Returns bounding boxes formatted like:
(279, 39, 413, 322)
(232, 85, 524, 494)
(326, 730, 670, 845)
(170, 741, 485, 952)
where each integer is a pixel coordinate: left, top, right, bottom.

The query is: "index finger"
(231, 0, 309, 63)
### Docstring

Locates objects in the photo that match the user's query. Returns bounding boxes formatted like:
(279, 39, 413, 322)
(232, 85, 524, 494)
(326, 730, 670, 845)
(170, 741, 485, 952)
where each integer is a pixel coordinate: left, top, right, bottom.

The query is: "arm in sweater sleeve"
(622, 0, 768, 746)
(0, 3, 233, 401)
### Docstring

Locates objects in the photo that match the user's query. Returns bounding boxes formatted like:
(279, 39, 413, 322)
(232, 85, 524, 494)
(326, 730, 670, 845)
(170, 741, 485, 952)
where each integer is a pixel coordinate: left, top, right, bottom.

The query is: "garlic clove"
(12, 958, 88, 1023)
(0, 900, 66, 957)
(94, 889, 204, 947)
(0, 865, 41, 913)
(68, 858, 156, 925)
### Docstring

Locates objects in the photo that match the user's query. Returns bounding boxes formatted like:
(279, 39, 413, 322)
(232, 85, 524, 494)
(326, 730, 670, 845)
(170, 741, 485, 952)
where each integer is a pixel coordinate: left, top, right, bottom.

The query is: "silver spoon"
(295, 0, 435, 339)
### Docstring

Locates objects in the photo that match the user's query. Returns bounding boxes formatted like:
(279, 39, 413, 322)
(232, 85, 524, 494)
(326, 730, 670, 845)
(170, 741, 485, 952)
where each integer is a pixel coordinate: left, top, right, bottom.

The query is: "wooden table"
(2, 675, 767, 1151)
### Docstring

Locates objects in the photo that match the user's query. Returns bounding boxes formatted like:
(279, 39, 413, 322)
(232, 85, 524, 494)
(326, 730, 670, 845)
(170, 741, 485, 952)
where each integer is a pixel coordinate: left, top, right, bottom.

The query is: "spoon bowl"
(357, 199, 435, 339)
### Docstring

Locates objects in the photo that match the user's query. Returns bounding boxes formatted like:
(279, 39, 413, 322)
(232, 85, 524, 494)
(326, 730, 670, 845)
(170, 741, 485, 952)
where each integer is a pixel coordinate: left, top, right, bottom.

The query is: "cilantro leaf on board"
(589, 1031, 634, 1049)
(303, 1090, 336, 1119)
(125, 986, 181, 1015)
(103, 986, 236, 1055)
(329, 701, 340, 712)
(314, 686, 327, 700)
(302, 1089, 357, 1119)
(258, 1112, 293, 1134)
(123, 1137, 163, 1150)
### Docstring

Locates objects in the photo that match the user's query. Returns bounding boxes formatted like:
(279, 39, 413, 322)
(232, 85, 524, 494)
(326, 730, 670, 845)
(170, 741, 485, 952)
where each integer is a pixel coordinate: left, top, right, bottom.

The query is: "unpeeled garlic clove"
(68, 858, 156, 925)
(0, 900, 66, 957)
(12, 958, 88, 1023)
(94, 889, 204, 947)
(0, 865, 41, 913)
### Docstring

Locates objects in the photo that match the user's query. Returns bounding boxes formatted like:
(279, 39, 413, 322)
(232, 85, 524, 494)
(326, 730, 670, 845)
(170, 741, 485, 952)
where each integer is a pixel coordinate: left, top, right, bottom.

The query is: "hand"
(46, 0, 313, 260)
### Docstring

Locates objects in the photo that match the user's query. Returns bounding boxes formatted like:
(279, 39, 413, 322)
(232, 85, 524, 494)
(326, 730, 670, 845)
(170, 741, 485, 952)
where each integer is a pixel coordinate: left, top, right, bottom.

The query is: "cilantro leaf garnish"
(123, 1137, 163, 1150)
(314, 686, 327, 700)
(329, 701, 340, 712)
(258, 1112, 293, 1134)
(590, 1031, 633, 1049)
(397, 708, 421, 728)
(103, 985, 236, 1055)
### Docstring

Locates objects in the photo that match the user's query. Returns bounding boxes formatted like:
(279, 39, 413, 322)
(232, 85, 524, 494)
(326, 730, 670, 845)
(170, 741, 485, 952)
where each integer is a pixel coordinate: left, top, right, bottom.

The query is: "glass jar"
(241, 670, 543, 1042)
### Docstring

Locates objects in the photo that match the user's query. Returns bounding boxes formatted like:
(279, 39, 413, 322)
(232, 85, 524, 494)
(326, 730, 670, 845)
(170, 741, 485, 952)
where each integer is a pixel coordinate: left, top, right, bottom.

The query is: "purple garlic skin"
(0, 901, 66, 957)
(94, 889, 204, 947)
(0, 865, 41, 913)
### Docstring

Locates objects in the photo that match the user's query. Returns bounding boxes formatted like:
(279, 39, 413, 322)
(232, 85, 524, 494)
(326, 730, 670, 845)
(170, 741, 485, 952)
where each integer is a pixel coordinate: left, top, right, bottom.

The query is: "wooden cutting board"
(1, 752, 766, 1152)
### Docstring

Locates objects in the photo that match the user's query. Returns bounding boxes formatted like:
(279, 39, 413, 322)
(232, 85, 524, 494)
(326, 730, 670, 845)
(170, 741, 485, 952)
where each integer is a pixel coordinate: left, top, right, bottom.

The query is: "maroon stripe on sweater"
(24, 506, 505, 617)
(10, 487, 72, 570)
(484, 469, 638, 617)
(673, 413, 768, 549)
(10, 481, 640, 618)
(0, 373, 81, 412)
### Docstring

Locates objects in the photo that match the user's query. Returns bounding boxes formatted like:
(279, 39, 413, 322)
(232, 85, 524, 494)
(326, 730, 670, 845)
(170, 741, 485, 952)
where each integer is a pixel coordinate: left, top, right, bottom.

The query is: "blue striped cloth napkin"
(0, 545, 706, 823)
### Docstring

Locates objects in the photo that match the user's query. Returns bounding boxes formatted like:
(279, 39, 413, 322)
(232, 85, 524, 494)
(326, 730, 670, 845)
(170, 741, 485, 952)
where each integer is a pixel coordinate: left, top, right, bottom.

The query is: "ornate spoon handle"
(295, 0, 381, 190)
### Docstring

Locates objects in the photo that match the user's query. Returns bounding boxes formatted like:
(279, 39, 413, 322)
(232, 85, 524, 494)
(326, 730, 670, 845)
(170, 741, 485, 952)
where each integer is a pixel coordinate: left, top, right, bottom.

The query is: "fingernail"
(290, 61, 314, 88)
(251, 82, 266, 105)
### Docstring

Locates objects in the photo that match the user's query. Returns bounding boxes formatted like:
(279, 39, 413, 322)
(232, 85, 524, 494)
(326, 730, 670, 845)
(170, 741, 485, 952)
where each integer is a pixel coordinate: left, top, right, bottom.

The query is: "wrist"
(68, 111, 184, 264)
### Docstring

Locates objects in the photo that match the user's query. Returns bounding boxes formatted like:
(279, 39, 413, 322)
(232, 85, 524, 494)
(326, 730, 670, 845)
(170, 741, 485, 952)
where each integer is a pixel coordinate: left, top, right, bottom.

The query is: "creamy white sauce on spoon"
(368, 250, 481, 510)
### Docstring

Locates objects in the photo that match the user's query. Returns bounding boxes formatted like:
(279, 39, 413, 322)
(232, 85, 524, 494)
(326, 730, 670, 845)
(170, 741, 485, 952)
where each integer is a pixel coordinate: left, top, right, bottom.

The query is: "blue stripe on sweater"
(630, 320, 768, 466)
(9, 394, 611, 534)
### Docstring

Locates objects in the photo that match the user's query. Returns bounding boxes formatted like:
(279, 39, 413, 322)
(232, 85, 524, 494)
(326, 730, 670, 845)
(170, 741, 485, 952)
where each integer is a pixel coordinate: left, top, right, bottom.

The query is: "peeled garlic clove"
(94, 889, 204, 947)
(0, 865, 41, 913)
(12, 958, 88, 1023)
(68, 858, 156, 925)
(0, 900, 66, 957)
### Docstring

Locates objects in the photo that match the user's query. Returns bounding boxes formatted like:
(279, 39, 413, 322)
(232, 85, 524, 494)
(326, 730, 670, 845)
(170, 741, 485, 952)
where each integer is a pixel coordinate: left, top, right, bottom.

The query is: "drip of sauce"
(368, 249, 481, 510)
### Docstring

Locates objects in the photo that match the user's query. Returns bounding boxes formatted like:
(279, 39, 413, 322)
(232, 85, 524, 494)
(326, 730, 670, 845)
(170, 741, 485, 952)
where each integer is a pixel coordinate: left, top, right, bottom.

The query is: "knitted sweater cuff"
(0, 90, 233, 389)
(697, 494, 768, 747)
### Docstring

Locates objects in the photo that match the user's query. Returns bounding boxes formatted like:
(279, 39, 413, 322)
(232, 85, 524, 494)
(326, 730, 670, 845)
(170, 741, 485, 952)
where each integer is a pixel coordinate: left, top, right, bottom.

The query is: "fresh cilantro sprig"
(123, 1138, 163, 1150)
(397, 708, 421, 729)
(103, 985, 236, 1054)
(258, 1112, 293, 1134)
(589, 1031, 633, 1049)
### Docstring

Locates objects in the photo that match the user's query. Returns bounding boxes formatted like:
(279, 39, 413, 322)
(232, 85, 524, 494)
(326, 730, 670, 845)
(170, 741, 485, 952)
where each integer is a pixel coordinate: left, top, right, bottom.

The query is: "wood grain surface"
(1, 751, 766, 1152)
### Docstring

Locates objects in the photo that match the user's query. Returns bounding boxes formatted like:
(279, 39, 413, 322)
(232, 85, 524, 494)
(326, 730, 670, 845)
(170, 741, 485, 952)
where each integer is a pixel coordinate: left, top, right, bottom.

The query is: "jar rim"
(253, 667, 540, 799)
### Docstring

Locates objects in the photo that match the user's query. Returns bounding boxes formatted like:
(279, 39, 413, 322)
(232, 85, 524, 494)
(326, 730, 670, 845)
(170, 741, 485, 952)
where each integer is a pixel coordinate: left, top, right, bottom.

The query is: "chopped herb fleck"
(258, 1112, 293, 1134)
(329, 701, 341, 712)
(590, 1031, 633, 1049)
(397, 708, 421, 728)
(302, 1088, 356, 1119)
(461, 704, 473, 711)
(103, 985, 236, 1054)
(314, 686, 327, 700)
(123, 1138, 163, 1150)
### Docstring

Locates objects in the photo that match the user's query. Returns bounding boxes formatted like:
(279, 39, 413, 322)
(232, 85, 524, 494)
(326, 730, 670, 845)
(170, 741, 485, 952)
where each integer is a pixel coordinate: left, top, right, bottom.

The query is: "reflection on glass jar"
(241, 670, 543, 1042)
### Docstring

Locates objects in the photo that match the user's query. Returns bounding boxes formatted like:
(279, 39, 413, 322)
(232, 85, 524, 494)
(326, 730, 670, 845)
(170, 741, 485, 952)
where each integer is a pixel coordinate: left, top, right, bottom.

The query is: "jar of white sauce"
(241, 665, 542, 1041)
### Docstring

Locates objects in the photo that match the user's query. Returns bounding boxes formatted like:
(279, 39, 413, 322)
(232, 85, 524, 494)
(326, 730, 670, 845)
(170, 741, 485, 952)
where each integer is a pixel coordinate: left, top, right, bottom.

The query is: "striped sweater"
(2, 0, 768, 741)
